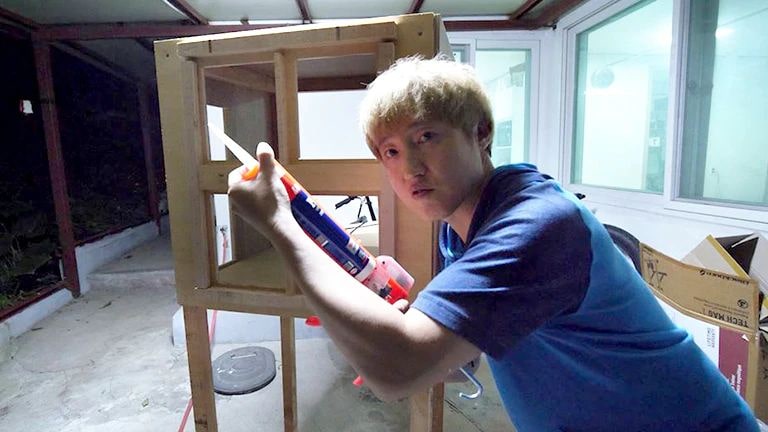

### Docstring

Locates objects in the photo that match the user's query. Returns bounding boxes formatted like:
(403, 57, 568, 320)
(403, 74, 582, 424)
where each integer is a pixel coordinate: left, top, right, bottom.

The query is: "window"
(679, 0, 768, 208)
(476, 49, 532, 166)
(568, 0, 768, 218)
(571, 0, 673, 193)
(451, 42, 535, 166)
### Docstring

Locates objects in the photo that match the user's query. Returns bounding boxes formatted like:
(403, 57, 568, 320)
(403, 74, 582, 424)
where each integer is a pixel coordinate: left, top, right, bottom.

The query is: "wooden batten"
(155, 41, 212, 293)
(280, 317, 298, 431)
(298, 75, 375, 92)
(195, 51, 275, 68)
(204, 67, 276, 93)
(183, 306, 218, 432)
(376, 42, 396, 72)
(179, 286, 312, 317)
(274, 51, 300, 165)
(291, 42, 381, 60)
(177, 20, 398, 58)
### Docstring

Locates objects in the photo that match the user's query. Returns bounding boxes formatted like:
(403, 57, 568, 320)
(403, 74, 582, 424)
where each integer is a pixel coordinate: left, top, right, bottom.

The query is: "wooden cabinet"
(155, 13, 449, 432)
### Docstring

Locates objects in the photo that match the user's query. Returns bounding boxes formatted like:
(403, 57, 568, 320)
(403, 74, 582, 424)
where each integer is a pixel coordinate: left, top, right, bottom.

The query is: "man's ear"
(475, 119, 493, 151)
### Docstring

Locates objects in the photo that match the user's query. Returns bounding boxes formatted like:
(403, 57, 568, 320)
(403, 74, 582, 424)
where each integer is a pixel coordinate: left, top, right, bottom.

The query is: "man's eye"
(417, 132, 435, 144)
(383, 148, 398, 158)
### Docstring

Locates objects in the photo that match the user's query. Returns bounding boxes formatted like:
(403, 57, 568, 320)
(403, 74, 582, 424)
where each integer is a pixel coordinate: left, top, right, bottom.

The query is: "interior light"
(715, 27, 733, 39)
(19, 100, 33, 115)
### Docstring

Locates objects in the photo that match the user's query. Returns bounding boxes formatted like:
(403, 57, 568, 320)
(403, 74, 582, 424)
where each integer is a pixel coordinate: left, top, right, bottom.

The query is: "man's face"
(374, 120, 488, 222)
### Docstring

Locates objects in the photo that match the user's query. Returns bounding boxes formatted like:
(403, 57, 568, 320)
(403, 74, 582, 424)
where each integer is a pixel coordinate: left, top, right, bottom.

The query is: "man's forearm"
(268, 222, 417, 382)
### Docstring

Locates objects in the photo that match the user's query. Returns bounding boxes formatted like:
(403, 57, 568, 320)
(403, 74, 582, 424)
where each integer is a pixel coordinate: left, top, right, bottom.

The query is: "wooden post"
(137, 84, 161, 232)
(33, 41, 80, 297)
(280, 316, 298, 432)
(183, 306, 218, 432)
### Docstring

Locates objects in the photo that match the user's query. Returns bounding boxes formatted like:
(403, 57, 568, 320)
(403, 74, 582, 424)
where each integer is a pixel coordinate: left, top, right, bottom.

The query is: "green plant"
(0, 211, 60, 310)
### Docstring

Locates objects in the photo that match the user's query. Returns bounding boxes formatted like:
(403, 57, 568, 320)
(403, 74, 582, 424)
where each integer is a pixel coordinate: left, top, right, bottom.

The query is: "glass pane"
(476, 49, 531, 166)
(571, 0, 672, 192)
(679, 0, 768, 207)
(451, 44, 470, 64)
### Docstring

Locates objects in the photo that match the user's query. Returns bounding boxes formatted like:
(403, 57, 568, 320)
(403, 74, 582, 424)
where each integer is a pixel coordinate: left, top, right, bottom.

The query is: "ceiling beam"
(511, 0, 544, 20)
(31, 15, 556, 41)
(164, 0, 208, 25)
(408, 0, 425, 14)
(0, 6, 39, 30)
(533, 0, 585, 27)
(134, 38, 156, 55)
(444, 19, 540, 31)
(295, 0, 313, 23)
(0, 21, 30, 39)
(33, 22, 293, 41)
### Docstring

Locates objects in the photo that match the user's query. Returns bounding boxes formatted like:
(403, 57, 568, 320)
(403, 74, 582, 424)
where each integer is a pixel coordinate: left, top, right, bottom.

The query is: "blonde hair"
(359, 56, 494, 158)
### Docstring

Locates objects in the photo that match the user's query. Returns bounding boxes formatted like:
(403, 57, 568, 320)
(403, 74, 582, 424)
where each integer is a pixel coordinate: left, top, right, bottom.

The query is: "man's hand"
(227, 142, 296, 239)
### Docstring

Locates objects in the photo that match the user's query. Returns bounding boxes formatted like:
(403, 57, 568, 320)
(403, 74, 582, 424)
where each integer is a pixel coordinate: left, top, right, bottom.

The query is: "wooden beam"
(33, 42, 81, 297)
(33, 22, 293, 41)
(298, 75, 375, 92)
(183, 306, 218, 432)
(295, 0, 313, 23)
(280, 317, 298, 432)
(274, 51, 300, 166)
(408, 0, 425, 14)
(511, 0, 545, 20)
(137, 85, 161, 232)
(178, 21, 397, 58)
(165, 0, 208, 25)
(204, 67, 276, 92)
(533, 0, 586, 28)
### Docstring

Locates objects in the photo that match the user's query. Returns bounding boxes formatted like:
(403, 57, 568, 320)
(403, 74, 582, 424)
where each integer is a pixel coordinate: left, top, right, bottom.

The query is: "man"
(228, 56, 758, 431)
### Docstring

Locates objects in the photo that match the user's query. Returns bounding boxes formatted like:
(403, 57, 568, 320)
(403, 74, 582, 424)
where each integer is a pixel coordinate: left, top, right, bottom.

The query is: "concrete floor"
(0, 232, 512, 431)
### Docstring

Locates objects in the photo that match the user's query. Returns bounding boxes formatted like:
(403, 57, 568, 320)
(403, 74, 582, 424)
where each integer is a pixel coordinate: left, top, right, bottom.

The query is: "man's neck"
(445, 164, 494, 243)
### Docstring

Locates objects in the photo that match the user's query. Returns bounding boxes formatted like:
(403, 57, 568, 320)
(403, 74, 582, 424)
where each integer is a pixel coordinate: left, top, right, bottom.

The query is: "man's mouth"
(411, 188, 433, 198)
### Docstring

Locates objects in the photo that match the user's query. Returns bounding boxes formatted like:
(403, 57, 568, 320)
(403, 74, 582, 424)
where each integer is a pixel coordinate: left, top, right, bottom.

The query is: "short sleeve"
(412, 188, 592, 358)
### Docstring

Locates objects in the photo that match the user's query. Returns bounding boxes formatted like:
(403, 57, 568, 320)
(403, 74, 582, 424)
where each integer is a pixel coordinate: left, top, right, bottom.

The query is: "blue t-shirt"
(412, 164, 757, 431)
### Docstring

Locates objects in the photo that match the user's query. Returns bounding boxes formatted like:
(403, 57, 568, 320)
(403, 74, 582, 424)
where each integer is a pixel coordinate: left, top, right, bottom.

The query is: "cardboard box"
(640, 233, 768, 421)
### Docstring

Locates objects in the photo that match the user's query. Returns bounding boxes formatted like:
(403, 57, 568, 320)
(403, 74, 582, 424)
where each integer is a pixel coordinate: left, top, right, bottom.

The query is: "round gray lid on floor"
(212, 346, 276, 395)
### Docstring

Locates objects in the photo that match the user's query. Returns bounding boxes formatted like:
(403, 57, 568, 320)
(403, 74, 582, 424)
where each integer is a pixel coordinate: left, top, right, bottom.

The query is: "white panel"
(421, 0, 525, 17)
(0, 0, 186, 24)
(308, 0, 411, 19)
(187, 0, 301, 21)
(297, 90, 372, 160)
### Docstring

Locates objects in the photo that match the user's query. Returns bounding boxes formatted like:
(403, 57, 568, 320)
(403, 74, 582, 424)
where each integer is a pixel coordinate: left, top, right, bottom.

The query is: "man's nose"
(403, 148, 425, 178)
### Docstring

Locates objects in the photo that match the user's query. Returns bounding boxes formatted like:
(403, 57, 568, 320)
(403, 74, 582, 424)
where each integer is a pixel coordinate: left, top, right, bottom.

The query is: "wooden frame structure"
(155, 13, 450, 432)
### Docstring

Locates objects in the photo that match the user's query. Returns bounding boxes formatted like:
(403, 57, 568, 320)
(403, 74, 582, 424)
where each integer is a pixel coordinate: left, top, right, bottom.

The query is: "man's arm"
(228, 144, 480, 401)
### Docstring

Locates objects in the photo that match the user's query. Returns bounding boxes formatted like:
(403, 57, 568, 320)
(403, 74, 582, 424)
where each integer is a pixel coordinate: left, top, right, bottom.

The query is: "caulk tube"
(209, 123, 412, 301)
(242, 157, 380, 286)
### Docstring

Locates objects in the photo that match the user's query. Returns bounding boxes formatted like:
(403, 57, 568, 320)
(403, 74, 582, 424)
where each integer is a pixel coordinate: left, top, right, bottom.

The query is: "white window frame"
(448, 31, 543, 166)
(559, 0, 768, 228)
